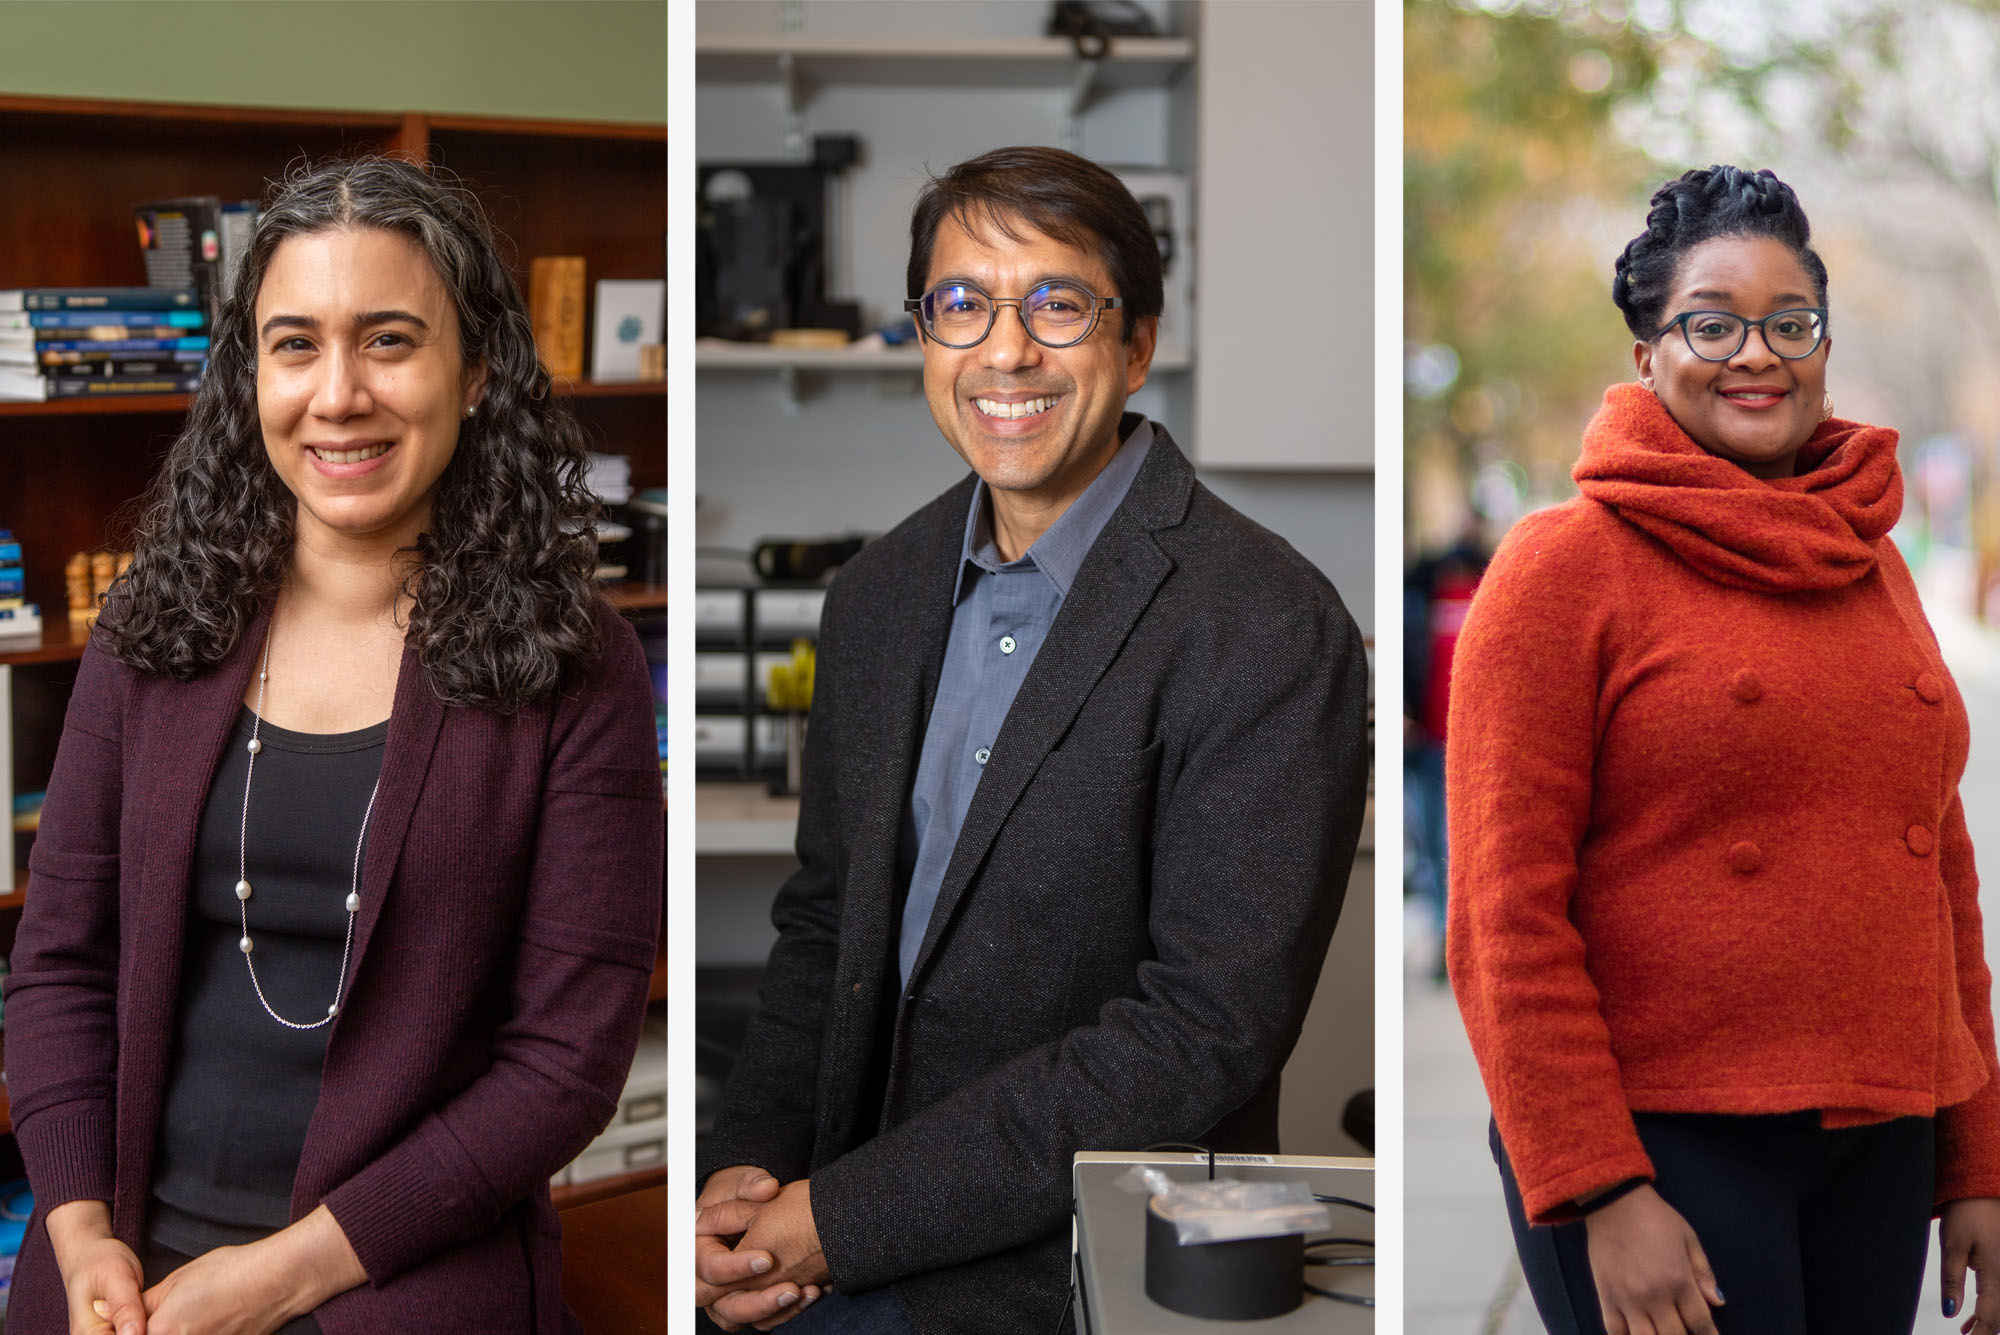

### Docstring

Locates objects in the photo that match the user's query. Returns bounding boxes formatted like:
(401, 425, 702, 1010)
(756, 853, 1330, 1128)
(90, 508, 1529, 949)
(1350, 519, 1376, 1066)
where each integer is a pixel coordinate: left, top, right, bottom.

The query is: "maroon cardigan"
(1, 601, 664, 1334)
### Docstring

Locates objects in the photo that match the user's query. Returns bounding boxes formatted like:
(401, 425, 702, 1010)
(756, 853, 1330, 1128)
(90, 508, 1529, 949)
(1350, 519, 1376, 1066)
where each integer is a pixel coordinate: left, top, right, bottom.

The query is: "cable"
(1303, 1282, 1375, 1308)
(1304, 1226, 1375, 1309)
(1314, 1192, 1374, 1213)
(1141, 1142, 1215, 1179)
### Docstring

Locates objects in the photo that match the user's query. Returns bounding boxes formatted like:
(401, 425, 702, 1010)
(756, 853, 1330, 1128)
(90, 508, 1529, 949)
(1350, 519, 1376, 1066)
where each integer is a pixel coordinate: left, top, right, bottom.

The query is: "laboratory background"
(690, 0, 1376, 1193)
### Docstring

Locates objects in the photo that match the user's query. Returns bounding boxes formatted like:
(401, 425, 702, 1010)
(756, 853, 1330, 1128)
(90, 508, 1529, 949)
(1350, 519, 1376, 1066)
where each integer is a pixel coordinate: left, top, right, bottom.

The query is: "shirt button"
(975, 746, 991, 766)
(999, 635, 1017, 655)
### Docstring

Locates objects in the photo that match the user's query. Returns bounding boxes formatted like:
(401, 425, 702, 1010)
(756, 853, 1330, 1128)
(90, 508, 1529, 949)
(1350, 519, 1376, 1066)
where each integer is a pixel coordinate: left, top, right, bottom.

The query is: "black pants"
(139, 1237, 324, 1335)
(1493, 1112, 1934, 1335)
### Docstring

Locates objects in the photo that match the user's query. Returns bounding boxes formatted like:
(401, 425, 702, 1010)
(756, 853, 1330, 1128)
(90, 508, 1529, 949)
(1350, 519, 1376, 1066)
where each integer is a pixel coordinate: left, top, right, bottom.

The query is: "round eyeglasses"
(904, 279, 1123, 349)
(1654, 307, 1829, 362)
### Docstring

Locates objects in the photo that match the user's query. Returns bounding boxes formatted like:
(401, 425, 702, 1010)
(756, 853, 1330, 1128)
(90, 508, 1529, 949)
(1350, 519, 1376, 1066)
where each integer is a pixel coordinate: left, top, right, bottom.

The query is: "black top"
(148, 706, 387, 1255)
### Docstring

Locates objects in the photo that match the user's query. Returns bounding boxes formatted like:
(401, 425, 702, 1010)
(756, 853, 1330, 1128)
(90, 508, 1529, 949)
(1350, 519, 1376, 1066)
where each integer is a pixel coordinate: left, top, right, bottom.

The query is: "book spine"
(41, 355, 207, 375)
(37, 288, 197, 310)
(46, 372, 203, 397)
(37, 336, 210, 353)
(530, 256, 588, 379)
(35, 326, 208, 342)
(28, 309, 206, 329)
(0, 544, 21, 563)
(135, 197, 223, 320)
(5, 287, 199, 311)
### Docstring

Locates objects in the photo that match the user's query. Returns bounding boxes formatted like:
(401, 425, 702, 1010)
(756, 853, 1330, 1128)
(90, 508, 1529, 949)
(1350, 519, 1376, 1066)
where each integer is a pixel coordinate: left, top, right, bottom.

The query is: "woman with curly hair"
(0, 157, 662, 1335)
(1450, 165, 2000, 1335)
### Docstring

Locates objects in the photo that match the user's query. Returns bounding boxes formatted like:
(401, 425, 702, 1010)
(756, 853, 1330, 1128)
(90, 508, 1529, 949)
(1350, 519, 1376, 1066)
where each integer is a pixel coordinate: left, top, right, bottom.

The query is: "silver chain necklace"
(236, 631, 380, 1031)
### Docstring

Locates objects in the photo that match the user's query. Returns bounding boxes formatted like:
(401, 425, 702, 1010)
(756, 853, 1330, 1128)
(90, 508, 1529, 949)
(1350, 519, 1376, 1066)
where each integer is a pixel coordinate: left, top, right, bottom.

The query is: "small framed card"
(592, 279, 665, 380)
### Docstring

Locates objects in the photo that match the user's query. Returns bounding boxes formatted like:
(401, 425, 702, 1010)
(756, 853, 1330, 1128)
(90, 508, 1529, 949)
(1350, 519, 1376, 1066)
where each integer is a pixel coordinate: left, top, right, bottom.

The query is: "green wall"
(0, 0, 667, 125)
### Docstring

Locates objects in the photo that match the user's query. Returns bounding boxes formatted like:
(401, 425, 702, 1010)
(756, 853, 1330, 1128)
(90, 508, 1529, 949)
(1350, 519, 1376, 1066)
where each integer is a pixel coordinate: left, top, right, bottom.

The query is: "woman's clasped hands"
(48, 1198, 365, 1335)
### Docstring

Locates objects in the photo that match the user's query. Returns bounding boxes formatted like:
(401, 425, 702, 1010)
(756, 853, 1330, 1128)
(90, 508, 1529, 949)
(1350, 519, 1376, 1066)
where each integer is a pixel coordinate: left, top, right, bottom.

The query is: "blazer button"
(1907, 825, 1935, 856)
(1727, 841, 1762, 874)
(852, 982, 864, 994)
(1730, 669, 1763, 703)
(1915, 672, 1945, 704)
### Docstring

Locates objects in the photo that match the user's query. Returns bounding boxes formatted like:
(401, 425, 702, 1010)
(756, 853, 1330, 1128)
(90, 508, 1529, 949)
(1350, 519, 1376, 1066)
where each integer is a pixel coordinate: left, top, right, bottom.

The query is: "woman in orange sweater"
(1449, 165, 2000, 1335)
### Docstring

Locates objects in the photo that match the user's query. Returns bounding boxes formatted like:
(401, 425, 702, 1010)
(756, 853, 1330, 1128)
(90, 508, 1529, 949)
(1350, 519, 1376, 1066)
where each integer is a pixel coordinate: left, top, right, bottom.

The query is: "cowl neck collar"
(1571, 382, 1903, 592)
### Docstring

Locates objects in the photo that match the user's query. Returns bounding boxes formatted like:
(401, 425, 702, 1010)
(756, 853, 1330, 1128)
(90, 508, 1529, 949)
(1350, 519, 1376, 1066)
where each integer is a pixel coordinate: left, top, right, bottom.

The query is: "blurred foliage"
(1404, 0, 1666, 549)
(1616, 0, 2000, 207)
(1406, 0, 2000, 562)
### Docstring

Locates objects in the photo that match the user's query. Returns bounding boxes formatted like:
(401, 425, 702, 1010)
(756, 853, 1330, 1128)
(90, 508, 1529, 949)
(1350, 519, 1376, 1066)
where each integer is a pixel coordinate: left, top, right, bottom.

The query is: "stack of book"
(0, 286, 207, 402)
(0, 530, 41, 643)
(585, 453, 635, 584)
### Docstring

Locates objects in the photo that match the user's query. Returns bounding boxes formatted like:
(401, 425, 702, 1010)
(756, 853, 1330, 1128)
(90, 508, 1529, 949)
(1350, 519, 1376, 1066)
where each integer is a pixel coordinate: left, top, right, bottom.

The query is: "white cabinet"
(1192, 0, 1373, 470)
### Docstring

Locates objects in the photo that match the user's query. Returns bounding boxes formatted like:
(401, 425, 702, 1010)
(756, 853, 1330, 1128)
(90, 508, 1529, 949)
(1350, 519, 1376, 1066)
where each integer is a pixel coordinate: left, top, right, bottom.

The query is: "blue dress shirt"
(895, 419, 1155, 986)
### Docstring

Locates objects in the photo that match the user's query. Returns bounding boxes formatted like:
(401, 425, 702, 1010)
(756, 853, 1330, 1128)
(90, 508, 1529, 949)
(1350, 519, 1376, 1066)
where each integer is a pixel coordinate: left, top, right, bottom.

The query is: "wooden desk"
(561, 1179, 667, 1333)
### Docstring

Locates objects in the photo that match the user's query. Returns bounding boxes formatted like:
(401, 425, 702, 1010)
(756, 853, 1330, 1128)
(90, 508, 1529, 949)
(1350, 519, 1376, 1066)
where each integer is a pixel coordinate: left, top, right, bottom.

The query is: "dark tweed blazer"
(3, 601, 663, 1335)
(700, 425, 1370, 1333)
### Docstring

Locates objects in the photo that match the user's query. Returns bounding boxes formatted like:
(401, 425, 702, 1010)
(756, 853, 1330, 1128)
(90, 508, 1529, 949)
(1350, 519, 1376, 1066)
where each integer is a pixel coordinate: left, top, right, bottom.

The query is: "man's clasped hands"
(695, 1166, 831, 1331)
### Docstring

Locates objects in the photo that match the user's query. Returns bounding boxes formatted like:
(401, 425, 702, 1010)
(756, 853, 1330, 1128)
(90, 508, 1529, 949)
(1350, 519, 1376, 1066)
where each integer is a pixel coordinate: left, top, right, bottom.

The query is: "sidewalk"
(1404, 586, 2000, 1334)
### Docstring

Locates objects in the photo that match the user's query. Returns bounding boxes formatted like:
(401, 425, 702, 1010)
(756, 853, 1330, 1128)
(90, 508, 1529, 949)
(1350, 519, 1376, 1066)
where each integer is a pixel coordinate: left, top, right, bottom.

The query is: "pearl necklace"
(235, 632, 380, 1030)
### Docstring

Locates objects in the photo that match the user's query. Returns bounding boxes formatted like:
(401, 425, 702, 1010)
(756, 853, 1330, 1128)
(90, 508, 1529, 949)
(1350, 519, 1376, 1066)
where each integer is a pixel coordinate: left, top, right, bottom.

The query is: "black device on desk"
(1072, 1152, 1374, 1332)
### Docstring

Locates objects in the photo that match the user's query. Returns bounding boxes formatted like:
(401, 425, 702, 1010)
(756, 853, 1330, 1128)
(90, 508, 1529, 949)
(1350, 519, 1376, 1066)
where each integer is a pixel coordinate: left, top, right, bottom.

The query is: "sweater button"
(1727, 840, 1762, 873)
(1730, 669, 1763, 703)
(1907, 825, 1935, 856)
(1915, 672, 1944, 704)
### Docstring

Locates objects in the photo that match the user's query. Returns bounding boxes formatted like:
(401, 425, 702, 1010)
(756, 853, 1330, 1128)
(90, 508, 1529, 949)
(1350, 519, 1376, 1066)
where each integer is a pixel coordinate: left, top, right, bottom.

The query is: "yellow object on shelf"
(765, 639, 816, 712)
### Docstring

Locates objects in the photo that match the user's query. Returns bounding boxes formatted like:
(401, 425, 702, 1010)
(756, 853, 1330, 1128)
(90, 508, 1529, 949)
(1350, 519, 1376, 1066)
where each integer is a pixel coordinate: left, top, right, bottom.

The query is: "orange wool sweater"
(1447, 383, 2000, 1226)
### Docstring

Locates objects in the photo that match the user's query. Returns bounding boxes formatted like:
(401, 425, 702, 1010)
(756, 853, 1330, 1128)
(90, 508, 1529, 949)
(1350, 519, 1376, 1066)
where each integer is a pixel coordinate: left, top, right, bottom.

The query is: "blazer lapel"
(903, 435, 1192, 988)
(117, 605, 270, 1229)
(811, 489, 963, 1153)
(126, 606, 270, 1009)
(335, 637, 445, 1013)
(824, 495, 962, 979)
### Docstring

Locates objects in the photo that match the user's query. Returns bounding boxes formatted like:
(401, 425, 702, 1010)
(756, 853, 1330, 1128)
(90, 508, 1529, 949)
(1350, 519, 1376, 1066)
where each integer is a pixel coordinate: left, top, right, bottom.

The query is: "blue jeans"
(778, 1287, 919, 1335)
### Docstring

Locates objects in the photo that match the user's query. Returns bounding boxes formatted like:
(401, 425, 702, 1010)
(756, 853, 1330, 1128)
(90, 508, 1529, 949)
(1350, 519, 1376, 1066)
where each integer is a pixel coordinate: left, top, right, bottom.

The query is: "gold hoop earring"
(1820, 391, 1834, 422)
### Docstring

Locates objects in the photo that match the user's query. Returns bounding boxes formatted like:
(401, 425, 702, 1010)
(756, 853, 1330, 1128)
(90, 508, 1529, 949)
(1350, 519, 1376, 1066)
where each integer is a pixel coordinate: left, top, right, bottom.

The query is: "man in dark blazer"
(695, 146, 1370, 1334)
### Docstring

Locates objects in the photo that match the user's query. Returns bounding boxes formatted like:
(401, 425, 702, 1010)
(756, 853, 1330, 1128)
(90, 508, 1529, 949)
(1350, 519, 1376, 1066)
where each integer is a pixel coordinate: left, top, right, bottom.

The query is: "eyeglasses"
(904, 279, 1122, 349)
(1654, 307, 1829, 362)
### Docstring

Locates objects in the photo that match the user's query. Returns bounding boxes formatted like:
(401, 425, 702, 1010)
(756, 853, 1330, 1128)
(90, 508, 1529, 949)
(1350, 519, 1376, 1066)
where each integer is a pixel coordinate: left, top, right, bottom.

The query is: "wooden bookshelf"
(0, 92, 665, 600)
(602, 582, 668, 613)
(0, 97, 669, 1113)
(552, 1165, 668, 1214)
(0, 616, 89, 668)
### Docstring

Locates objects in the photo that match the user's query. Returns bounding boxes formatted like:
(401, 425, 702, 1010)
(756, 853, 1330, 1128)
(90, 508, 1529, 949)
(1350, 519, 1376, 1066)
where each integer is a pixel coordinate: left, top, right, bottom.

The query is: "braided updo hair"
(1612, 165, 1828, 339)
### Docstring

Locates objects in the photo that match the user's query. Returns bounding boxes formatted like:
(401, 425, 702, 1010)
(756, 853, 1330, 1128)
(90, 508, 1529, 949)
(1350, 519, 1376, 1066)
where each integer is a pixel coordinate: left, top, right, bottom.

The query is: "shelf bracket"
(778, 51, 809, 156)
(1063, 55, 1103, 151)
(776, 363, 803, 415)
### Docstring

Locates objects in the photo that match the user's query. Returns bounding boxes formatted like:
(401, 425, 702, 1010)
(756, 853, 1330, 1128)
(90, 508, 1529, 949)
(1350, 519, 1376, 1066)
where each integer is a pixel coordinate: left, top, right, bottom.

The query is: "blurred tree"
(1403, 0, 1664, 554)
